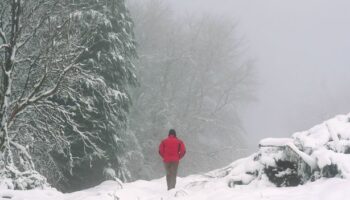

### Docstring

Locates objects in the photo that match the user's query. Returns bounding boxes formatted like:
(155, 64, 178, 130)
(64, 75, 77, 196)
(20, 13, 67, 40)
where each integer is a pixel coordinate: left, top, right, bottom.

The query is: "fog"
(124, 0, 350, 179)
(1, 0, 350, 191)
(164, 0, 350, 152)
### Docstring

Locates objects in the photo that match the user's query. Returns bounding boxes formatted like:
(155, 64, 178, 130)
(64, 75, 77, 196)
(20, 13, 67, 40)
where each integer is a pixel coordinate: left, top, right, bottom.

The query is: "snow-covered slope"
(1, 113, 350, 200)
(1, 176, 350, 200)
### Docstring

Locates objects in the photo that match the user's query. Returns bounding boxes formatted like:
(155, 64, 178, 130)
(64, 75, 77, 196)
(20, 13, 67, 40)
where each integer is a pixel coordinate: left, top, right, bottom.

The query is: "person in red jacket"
(159, 129, 186, 190)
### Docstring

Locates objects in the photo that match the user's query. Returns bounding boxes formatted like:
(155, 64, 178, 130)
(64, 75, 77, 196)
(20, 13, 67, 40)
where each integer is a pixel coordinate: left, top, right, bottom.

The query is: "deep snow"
(1, 177, 350, 200)
(2, 113, 350, 199)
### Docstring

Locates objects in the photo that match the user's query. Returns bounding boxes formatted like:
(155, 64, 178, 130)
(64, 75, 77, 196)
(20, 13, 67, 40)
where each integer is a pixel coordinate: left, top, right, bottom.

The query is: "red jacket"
(159, 135, 186, 162)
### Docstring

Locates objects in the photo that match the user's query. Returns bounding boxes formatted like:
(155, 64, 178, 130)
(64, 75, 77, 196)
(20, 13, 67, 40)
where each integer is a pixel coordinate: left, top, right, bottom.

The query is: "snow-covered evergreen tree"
(0, 0, 138, 190)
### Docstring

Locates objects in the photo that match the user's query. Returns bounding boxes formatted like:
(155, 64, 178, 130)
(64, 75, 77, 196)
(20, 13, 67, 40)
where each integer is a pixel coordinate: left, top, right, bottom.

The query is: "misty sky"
(163, 0, 350, 152)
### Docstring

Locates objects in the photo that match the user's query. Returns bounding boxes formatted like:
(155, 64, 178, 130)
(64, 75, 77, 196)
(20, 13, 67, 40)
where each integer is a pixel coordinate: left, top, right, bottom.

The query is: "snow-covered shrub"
(322, 164, 339, 178)
(258, 141, 312, 186)
(0, 168, 48, 190)
(264, 160, 301, 187)
(99, 164, 123, 190)
(255, 114, 350, 186)
(200, 113, 350, 188)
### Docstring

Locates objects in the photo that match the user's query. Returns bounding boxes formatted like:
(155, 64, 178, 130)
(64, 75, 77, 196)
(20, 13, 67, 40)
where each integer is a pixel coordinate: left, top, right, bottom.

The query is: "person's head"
(168, 129, 176, 137)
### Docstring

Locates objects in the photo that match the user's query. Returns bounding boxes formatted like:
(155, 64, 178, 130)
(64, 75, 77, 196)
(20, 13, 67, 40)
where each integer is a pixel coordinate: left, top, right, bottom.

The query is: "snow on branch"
(0, 0, 138, 189)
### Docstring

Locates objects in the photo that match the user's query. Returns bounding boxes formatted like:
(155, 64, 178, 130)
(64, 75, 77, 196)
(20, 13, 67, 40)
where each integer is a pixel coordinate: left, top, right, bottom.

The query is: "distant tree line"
(127, 0, 255, 179)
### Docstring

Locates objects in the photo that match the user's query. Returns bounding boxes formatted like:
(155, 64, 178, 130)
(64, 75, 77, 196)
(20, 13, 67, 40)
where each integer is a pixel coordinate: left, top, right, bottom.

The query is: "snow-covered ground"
(1, 177, 350, 200)
(2, 113, 350, 199)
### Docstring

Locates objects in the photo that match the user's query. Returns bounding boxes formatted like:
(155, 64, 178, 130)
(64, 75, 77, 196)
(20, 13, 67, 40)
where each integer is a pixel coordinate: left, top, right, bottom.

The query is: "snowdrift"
(210, 113, 350, 187)
(1, 113, 350, 200)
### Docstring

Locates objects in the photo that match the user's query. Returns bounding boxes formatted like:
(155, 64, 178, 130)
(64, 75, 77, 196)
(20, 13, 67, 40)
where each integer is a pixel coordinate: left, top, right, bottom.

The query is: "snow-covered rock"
(208, 113, 350, 187)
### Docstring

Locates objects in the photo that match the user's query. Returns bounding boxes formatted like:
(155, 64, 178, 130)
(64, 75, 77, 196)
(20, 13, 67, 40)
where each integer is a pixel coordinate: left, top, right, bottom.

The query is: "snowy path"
(1, 177, 349, 200)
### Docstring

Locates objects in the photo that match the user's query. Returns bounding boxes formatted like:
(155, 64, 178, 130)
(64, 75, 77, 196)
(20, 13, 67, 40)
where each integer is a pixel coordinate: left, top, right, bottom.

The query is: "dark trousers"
(164, 162, 179, 190)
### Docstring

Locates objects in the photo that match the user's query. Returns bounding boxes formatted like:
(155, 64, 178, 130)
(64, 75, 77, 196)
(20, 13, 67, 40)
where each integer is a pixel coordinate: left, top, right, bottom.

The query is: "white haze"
(163, 0, 350, 152)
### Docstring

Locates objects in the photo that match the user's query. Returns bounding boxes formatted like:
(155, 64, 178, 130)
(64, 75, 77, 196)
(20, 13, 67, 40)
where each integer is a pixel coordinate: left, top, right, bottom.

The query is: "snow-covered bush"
(0, 168, 48, 190)
(258, 144, 311, 186)
(194, 113, 350, 188)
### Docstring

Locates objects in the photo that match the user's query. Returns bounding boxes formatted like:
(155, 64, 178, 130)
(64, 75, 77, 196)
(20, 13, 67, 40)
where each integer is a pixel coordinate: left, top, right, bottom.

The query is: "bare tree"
(1, 0, 77, 165)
